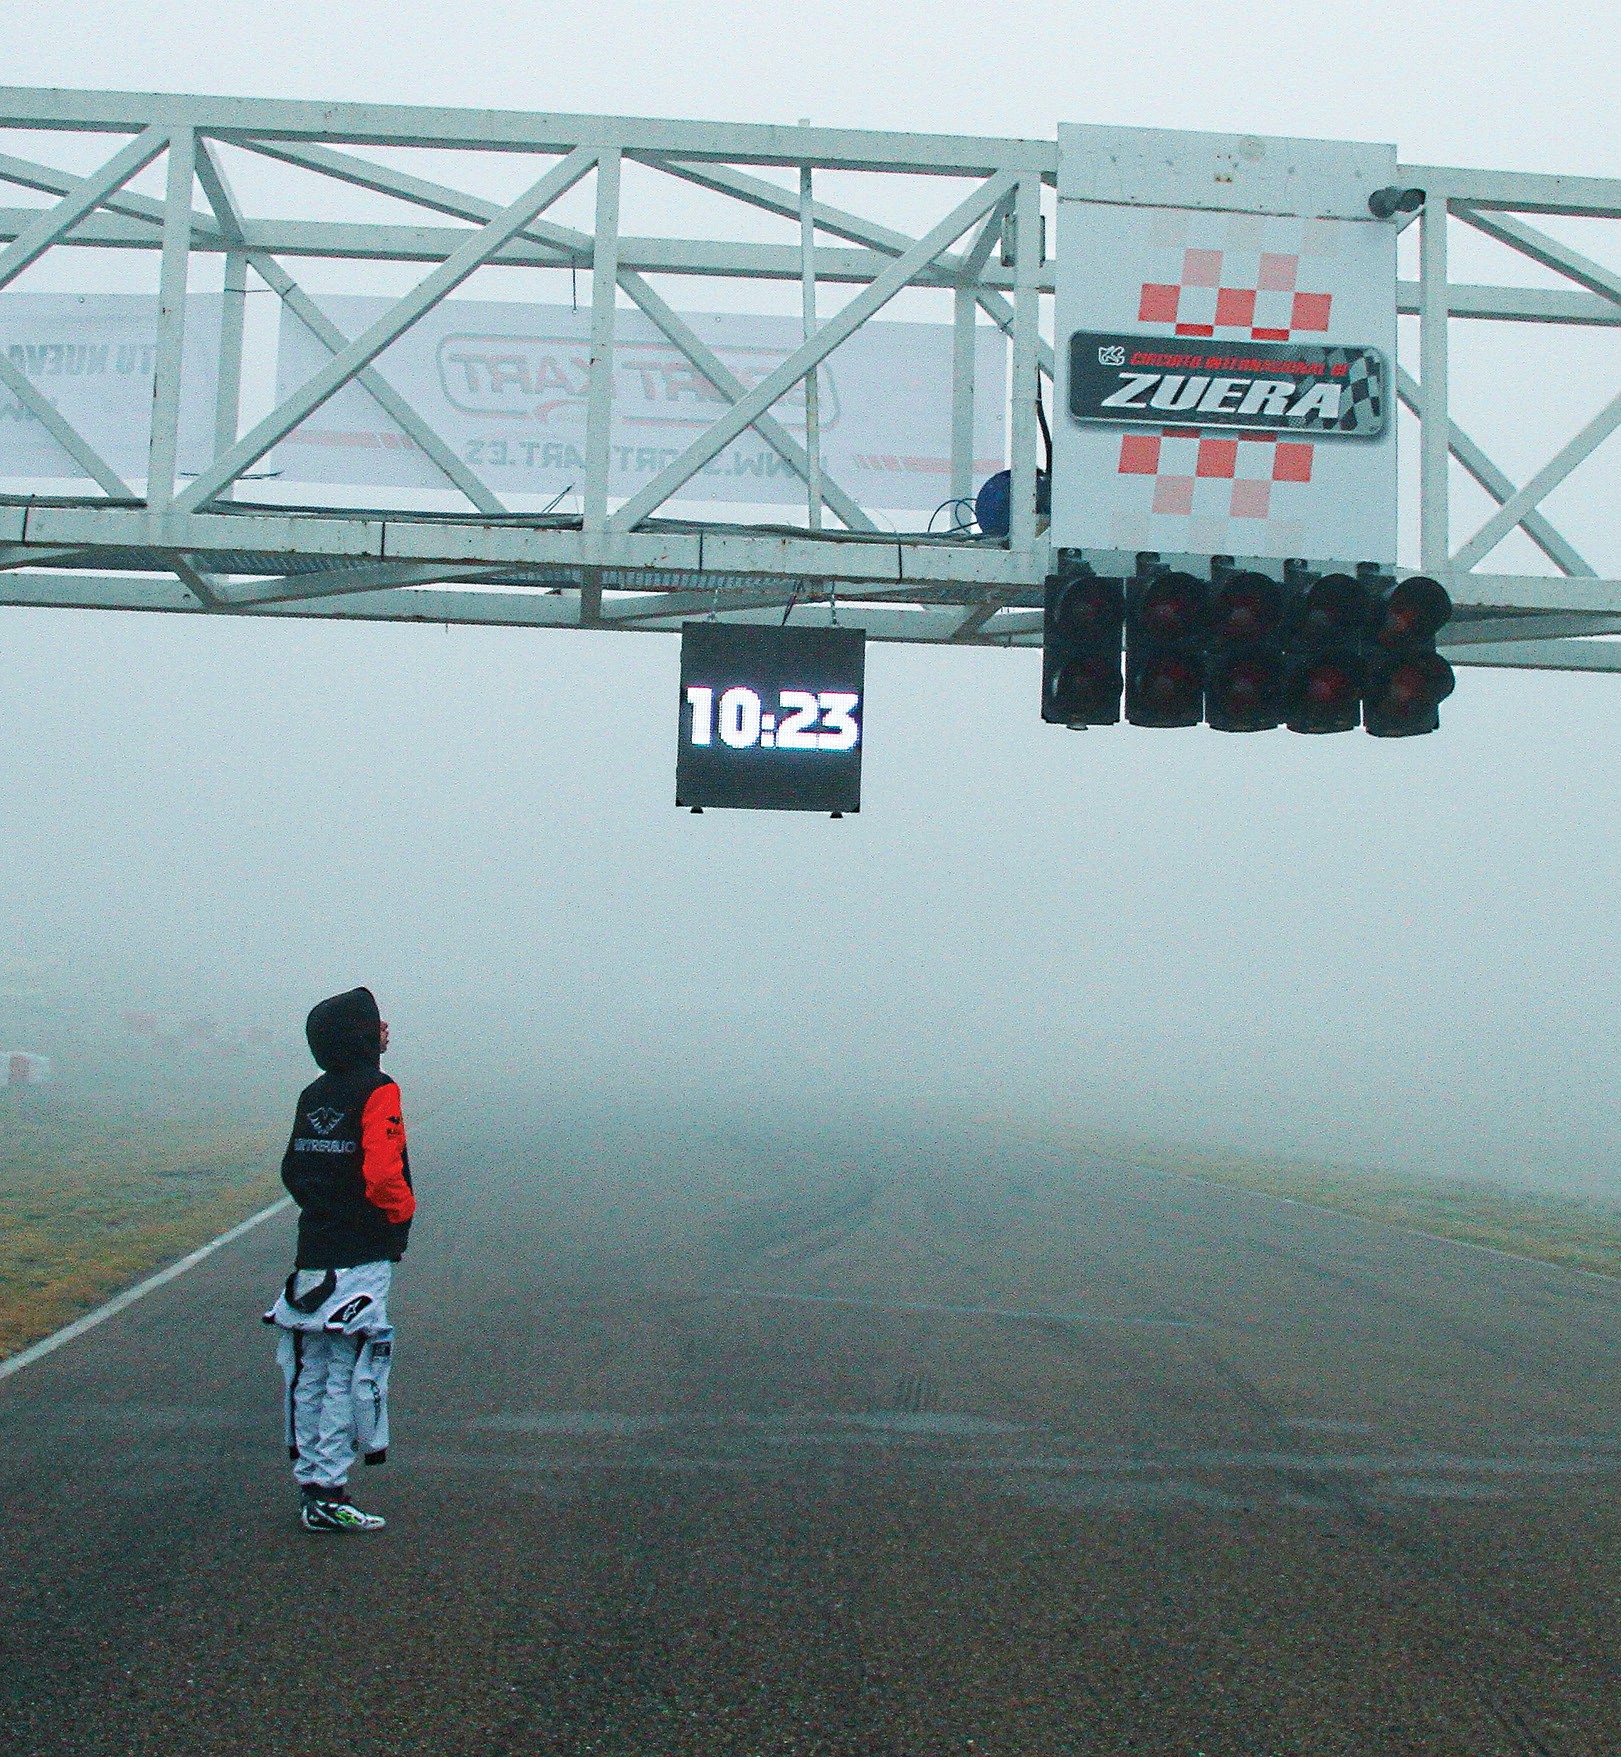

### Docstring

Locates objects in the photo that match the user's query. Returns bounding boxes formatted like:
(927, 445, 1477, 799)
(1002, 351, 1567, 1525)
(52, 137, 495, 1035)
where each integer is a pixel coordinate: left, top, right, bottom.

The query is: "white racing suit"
(265, 1261, 394, 1492)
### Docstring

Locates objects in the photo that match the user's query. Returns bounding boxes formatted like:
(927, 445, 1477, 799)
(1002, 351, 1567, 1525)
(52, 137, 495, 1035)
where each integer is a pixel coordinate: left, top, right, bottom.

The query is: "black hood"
(305, 987, 382, 1073)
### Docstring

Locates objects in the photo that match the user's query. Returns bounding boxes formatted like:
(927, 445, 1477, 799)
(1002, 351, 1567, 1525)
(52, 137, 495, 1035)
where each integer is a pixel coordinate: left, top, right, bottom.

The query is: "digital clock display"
(677, 621, 865, 814)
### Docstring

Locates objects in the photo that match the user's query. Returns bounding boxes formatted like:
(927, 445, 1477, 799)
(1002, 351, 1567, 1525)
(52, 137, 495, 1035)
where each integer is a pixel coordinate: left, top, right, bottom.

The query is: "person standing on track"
(265, 987, 415, 1533)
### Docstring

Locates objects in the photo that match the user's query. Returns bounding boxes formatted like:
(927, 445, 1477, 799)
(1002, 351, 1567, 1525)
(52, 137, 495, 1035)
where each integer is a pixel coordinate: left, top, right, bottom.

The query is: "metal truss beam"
(1447, 639, 1621, 672)
(0, 87, 1055, 175)
(0, 90, 1616, 674)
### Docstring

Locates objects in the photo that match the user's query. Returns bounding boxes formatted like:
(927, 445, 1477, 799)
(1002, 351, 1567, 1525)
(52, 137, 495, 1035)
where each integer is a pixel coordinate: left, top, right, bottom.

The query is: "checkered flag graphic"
(1334, 347, 1385, 437)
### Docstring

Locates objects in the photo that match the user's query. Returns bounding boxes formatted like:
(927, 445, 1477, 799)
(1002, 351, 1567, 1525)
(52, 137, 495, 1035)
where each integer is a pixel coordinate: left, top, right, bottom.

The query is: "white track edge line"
(0, 1196, 292, 1384)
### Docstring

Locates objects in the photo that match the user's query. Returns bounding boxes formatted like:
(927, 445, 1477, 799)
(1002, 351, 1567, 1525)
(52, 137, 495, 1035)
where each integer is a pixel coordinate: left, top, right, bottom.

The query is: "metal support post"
(799, 151, 823, 532)
(147, 126, 195, 515)
(950, 285, 976, 506)
(1008, 175, 1041, 554)
(212, 247, 248, 497)
(950, 206, 1005, 510)
(584, 148, 622, 532)
(1419, 197, 1450, 572)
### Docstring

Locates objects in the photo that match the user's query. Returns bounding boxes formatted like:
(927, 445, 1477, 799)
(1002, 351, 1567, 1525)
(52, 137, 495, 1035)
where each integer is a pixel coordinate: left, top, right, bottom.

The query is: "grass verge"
(1034, 1130, 1621, 1281)
(0, 1095, 285, 1358)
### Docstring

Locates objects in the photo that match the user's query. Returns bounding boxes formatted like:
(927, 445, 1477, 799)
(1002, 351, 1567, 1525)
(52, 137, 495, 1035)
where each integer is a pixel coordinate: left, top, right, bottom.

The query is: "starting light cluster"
(1041, 555, 1455, 738)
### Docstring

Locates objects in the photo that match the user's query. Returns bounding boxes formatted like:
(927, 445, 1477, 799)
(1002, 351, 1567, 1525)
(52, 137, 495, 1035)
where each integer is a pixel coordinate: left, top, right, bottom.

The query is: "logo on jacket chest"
(307, 1106, 346, 1136)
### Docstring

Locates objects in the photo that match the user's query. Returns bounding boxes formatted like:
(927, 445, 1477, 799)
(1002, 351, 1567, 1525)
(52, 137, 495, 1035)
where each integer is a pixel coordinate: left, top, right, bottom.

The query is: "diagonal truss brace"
(235, 138, 578, 266)
(1454, 206, 1621, 310)
(608, 172, 1017, 530)
(174, 146, 600, 510)
(0, 351, 133, 495)
(1451, 387, 1621, 571)
(1441, 202, 1621, 572)
(639, 156, 1053, 380)
(229, 138, 876, 530)
(614, 270, 875, 531)
(0, 126, 168, 292)
(1395, 367, 1593, 577)
(192, 141, 508, 515)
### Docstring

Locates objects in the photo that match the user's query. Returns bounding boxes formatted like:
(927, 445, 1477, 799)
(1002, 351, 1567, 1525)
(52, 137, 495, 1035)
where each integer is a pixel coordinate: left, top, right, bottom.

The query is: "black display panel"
(676, 621, 865, 814)
(1068, 330, 1387, 438)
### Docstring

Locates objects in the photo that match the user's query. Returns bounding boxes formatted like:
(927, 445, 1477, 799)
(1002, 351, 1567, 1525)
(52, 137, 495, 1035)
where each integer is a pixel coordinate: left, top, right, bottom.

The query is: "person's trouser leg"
(352, 1325, 394, 1464)
(291, 1331, 361, 1493)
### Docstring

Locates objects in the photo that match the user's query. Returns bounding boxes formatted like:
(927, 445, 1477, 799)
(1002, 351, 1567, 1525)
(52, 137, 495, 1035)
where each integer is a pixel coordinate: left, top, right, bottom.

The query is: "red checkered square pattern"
(1134, 249, 1332, 342)
(1117, 431, 1314, 520)
(1118, 250, 1329, 516)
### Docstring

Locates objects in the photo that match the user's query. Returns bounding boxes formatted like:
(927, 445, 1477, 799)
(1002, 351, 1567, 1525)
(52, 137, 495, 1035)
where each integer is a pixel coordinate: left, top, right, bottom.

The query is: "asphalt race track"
(3, 1100, 1621, 1757)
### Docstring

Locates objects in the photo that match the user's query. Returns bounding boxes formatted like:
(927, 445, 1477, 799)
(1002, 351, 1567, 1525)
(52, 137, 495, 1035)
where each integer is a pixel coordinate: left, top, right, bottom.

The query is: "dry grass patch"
(0, 1097, 285, 1357)
(1027, 1128, 1621, 1281)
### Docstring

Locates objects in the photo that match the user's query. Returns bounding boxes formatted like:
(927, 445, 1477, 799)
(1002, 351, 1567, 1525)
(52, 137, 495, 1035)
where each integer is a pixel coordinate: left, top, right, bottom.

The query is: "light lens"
(1211, 572, 1282, 643)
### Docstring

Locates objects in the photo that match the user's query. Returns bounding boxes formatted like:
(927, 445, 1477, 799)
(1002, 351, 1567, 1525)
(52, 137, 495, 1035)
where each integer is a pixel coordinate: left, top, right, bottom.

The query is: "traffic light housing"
(1041, 554, 1124, 726)
(1039, 558, 1454, 738)
(1282, 571, 1368, 734)
(1364, 574, 1455, 736)
(1126, 567, 1207, 728)
(1206, 568, 1285, 733)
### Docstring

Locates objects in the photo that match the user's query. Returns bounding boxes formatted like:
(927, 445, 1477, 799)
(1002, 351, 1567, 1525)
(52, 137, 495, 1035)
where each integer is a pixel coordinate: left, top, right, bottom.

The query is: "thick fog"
(4, 0, 1621, 1192)
(7, 610, 1621, 1190)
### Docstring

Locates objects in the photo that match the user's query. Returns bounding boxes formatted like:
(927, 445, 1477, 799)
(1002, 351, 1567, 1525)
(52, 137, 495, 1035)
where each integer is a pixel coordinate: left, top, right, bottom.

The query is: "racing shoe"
(299, 1491, 385, 1533)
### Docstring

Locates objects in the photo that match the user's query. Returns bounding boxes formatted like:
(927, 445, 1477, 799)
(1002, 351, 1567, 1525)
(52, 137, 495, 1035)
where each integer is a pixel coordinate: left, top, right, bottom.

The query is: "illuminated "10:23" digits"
(685, 686, 860, 752)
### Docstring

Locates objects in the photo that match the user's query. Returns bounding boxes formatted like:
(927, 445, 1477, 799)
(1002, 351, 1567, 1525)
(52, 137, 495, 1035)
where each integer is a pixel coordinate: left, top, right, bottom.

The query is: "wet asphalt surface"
(3, 1100, 1621, 1757)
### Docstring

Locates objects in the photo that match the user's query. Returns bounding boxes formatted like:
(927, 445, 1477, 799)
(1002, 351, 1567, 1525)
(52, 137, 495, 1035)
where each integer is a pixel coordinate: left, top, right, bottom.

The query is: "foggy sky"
(4, 1, 1621, 1192)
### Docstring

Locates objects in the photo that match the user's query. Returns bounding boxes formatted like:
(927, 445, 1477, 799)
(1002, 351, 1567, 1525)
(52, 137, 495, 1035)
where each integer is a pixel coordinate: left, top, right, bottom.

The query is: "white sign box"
(1053, 125, 1399, 566)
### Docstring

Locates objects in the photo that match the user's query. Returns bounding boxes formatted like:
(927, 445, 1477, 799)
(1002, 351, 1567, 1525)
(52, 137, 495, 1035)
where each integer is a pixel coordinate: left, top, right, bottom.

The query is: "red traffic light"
(1207, 650, 1283, 733)
(1364, 650, 1456, 736)
(1053, 576, 1125, 641)
(1042, 569, 1124, 726)
(1133, 571, 1207, 643)
(1370, 575, 1452, 649)
(1127, 651, 1203, 727)
(1046, 653, 1123, 726)
(1284, 653, 1365, 734)
(1209, 571, 1284, 645)
(1290, 572, 1370, 646)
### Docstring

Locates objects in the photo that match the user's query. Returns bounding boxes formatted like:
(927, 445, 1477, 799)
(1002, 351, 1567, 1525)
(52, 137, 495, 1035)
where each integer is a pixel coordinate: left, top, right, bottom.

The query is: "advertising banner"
(1053, 126, 1399, 565)
(272, 296, 1006, 512)
(0, 295, 221, 481)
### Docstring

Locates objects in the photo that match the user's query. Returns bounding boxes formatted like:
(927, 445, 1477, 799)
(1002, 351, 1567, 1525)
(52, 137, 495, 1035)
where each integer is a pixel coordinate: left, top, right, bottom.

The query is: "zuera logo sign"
(1069, 330, 1387, 438)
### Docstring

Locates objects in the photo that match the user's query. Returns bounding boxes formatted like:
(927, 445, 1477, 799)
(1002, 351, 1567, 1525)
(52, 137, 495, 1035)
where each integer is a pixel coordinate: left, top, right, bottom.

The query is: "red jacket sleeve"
(359, 1082, 416, 1224)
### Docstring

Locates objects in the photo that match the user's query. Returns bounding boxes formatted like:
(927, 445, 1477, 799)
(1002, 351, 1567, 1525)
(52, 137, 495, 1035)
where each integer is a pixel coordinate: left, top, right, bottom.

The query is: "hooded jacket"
(280, 988, 415, 1269)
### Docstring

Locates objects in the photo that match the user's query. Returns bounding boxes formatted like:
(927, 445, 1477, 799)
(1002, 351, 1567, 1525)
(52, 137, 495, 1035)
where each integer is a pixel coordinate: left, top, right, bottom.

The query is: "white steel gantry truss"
(2, 86, 1621, 673)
